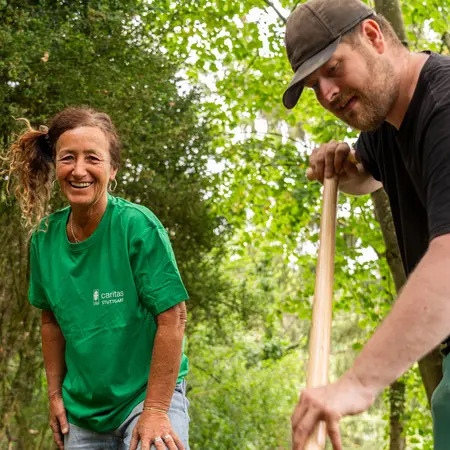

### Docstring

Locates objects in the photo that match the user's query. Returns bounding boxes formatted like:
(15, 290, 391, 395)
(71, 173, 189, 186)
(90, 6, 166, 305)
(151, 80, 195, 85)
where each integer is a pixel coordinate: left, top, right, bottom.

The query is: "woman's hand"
(130, 411, 185, 450)
(49, 391, 69, 450)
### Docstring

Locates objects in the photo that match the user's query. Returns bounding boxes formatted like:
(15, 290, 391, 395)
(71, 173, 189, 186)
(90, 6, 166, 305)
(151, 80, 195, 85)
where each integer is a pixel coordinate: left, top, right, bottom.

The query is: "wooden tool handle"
(305, 177, 339, 449)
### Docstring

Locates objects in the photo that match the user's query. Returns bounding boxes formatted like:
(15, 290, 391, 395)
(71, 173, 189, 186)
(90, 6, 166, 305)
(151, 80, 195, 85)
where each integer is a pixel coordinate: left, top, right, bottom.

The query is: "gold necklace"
(70, 214, 81, 243)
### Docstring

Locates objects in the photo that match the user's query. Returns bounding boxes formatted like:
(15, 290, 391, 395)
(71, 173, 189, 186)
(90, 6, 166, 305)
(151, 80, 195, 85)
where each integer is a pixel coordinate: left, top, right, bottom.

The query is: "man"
(282, 0, 450, 449)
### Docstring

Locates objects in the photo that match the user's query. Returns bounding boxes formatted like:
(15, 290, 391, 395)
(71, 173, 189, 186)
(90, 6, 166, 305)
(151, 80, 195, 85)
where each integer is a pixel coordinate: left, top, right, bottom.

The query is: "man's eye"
(328, 63, 339, 75)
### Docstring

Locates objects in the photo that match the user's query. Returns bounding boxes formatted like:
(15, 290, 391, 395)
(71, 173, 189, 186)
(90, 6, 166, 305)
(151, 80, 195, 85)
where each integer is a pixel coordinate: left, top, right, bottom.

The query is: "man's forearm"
(349, 235, 450, 394)
(41, 311, 67, 397)
(144, 308, 185, 411)
(339, 165, 383, 196)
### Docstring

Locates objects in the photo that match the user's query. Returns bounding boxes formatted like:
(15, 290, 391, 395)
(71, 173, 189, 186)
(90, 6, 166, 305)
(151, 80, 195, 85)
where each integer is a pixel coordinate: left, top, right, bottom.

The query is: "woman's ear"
(110, 168, 118, 181)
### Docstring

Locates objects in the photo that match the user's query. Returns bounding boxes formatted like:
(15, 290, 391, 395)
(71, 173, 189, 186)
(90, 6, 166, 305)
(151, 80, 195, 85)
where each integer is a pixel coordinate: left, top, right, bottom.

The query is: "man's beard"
(333, 52, 400, 132)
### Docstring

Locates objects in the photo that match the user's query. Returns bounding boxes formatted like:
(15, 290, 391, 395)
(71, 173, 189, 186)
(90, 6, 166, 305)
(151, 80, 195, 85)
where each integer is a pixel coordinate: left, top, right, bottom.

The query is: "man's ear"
(361, 19, 386, 54)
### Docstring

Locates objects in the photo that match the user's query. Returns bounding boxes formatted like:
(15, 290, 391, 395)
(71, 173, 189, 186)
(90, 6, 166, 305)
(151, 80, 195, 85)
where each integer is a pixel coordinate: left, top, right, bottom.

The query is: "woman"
(5, 106, 190, 450)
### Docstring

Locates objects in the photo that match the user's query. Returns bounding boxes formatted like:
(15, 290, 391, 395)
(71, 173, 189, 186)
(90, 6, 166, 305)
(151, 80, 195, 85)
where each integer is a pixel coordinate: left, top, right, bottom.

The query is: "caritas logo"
(93, 289, 100, 306)
(93, 289, 124, 306)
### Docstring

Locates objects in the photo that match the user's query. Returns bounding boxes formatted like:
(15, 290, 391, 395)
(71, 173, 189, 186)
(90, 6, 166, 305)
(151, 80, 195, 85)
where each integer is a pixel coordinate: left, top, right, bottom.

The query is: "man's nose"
(317, 78, 340, 106)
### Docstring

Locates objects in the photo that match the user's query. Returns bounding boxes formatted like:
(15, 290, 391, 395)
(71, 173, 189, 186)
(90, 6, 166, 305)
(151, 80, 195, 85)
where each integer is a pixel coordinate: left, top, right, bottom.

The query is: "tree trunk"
(372, 189, 442, 448)
(418, 347, 444, 406)
(443, 32, 450, 53)
(373, 0, 443, 408)
(371, 189, 408, 450)
(371, 189, 406, 293)
(370, 2, 443, 447)
(389, 379, 406, 450)
(373, 0, 408, 46)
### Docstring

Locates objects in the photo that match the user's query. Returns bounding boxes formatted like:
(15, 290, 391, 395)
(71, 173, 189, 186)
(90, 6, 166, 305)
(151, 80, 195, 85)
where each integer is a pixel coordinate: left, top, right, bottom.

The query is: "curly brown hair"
(3, 106, 121, 234)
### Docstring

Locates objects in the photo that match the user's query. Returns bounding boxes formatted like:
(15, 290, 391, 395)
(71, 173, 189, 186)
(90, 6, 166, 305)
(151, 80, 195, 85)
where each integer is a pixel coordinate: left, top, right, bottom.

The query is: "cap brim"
(283, 36, 341, 109)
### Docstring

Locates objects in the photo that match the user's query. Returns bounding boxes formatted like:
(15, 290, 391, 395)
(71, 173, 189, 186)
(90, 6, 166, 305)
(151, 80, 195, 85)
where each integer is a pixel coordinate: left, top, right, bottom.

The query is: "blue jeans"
(64, 381, 190, 450)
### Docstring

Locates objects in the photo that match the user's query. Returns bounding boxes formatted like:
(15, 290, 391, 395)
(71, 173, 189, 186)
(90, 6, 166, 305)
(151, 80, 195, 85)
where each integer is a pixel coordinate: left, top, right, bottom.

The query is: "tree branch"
(262, 0, 287, 24)
(243, 54, 258, 75)
(291, 1, 302, 14)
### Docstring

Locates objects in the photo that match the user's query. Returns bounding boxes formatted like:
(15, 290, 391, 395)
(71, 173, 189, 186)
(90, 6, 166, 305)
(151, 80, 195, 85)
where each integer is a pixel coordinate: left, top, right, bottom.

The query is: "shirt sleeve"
(28, 234, 52, 310)
(355, 132, 382, 181)
(130, 226, 189, 316)
(423, 107, 450, 240)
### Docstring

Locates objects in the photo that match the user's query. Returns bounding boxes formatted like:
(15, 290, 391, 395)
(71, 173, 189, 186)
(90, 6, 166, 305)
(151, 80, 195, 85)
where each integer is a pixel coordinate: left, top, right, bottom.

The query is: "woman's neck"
(69, 194, 108, 241)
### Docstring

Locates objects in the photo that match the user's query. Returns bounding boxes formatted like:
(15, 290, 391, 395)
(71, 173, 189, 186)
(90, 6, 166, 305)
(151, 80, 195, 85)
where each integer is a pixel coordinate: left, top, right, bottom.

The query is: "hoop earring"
(109, 179, 117, 192)
(52, 179, 58, 189)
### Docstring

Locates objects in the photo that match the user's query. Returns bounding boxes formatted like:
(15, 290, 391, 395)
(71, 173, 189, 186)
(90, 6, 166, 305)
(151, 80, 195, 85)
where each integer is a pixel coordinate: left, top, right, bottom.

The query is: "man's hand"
(130, 411, 185, 450)
(291, 372, 376, 450)
(307, 141, 359, 183)
(49, 391, 69, 450)
(307, 140, 382, 195)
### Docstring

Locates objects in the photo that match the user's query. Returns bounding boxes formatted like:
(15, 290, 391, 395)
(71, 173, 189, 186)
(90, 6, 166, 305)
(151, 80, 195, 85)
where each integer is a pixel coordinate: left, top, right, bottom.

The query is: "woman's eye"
(87, 156, 100, 161)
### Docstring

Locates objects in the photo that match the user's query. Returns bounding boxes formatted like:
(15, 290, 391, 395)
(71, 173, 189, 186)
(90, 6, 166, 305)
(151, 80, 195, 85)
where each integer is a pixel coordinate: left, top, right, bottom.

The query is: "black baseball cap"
(283, 0, 374, 109)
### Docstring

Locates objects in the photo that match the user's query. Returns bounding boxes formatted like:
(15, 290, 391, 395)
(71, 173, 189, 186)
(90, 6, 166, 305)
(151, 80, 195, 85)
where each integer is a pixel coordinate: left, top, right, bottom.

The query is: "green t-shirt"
(29, 195, 189, 433)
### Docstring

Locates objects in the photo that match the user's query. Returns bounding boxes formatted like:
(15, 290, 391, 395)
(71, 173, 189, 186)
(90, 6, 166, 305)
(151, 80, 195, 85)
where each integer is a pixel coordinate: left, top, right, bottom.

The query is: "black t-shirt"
(356, 52, 450, 276)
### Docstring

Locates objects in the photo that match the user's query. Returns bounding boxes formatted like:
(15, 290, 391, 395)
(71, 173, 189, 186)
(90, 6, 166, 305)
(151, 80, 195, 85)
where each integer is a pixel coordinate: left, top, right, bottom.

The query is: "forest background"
(1, 0, 449, 449)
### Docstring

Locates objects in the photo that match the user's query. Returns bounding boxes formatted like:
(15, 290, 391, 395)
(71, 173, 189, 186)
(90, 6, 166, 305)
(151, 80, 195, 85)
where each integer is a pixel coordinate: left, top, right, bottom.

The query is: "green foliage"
(1, 0, 228, 313)
(164, 0, 449, 448)
(188, 323, 299, 450)
(0, 1, 225, 447)
(1, 0, 448, 448)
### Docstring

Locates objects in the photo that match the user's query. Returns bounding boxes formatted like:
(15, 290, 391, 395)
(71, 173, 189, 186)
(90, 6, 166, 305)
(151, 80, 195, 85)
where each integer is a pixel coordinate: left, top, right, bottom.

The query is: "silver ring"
(163, 434, 172, 440)
(153, 437, 163, 443)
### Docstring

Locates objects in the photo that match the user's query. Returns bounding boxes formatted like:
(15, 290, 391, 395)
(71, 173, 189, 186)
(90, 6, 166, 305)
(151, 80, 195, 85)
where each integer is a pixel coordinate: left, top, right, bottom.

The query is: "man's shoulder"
(421, 52, 450, 107)
(425, 52, 450, 72)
